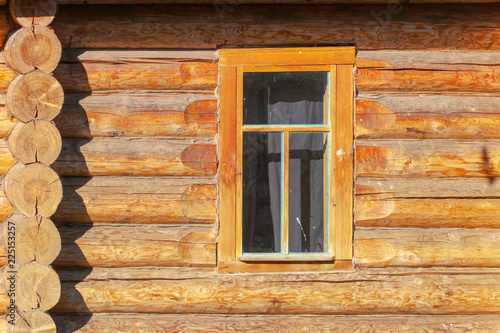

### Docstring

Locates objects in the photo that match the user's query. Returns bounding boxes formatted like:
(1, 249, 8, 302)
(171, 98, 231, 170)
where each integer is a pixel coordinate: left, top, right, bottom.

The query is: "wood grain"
(334, 65, 354, 260)
(0, 92, 215, 140)
(0, 191, 13, 220)
(47, 270, 500, 314)
(0, 62, 15, 92)
(3, 215, 61, 266)
(10, 0, 57, 27)
(219, 47, 354, 66)
(356, 140, 500, 178)
(356, 94, 500, 139)
(357, 51, 500, 93)
(51, 93, 217, 138)
(53, 177, 215, 224)
(358, 50, 500, 70)
(13, 262, 60, 311)
(0, 177, 216, 223)
(0, 224, 216, 268)
(54, 51, 217, 92)
(53, 137, 216, 177)
(5, 71, 64, 122)
(0, 54, 217, 92)
(52, 314, 500, 333)
(0, 142, 15, 171)
(4, 26, 61, 74)
(3, 163, 62, 217)
(355, 228, 500, 267)
(217, 66, 237, 262)
(65, 49, 215, 62)
(356, 178, 500, 228)
(0, 103, 16, 138)
(52, 4, 500, 50)
(14, 310, 56, 333)
(5, 268, 500, 315)
(55, 267, 215, 282)
(52, 224, 215, 268)
(0, 137, 216, 177)
(8, 120, 62, 165)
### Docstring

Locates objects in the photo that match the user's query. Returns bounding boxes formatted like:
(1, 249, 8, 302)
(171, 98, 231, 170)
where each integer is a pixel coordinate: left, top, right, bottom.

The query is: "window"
(218, 47, 354, 273)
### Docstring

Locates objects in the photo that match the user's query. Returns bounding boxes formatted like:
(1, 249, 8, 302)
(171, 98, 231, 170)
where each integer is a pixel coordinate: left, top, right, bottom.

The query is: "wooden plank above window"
(219, 47, 355, 67)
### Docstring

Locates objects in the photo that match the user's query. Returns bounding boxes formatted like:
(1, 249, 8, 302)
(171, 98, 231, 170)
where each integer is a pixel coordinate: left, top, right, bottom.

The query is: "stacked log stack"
(1, 0, 62, 331)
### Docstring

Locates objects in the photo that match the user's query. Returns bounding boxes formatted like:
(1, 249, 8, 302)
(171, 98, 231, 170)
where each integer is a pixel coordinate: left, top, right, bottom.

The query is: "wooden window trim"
(218, 47, 354, 274)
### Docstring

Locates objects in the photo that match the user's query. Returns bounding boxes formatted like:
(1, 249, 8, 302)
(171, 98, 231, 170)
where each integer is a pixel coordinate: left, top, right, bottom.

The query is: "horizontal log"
(51, 4, 500, 50)
(356, 94, 500, 139)
(355, 228, 500, 268)
(358, 177, 500, 199)
(358, 50, 500, 70)
(51, 177, 215, 223)
(46, 270, 500, 314)
(356, 140, 500, 178)
(356, 178, 500, 228)
(54, 52, 217, 92)
(51, 137, 216, 177)
(0, 177, 217, 223)
(0, 93, 217, 138)
(52, 314, 500, 333)
(56, 93, 217, 138)
(44, 224, 216, 267)
(357, 51, 500, 93)
(0, 268, 498, 315)
(0, 51, 218, 92)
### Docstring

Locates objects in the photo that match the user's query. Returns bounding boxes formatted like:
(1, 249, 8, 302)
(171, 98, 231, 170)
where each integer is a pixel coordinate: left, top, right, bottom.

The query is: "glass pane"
(242, 132, 282, 253)
(288, 132, 327, 253)
(243, 71, 328, 125)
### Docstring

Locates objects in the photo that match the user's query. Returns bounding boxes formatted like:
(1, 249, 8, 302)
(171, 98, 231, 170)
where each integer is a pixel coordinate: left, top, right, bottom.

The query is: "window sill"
(218, 259, 353, 274)
(238, 253, 335, 262)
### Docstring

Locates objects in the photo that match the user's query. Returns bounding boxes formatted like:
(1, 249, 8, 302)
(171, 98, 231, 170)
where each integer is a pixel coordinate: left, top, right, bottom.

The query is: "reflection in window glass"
(243, 72, 328, 125)
(288, 132, 326, 253)
(242, 132, 281, 253)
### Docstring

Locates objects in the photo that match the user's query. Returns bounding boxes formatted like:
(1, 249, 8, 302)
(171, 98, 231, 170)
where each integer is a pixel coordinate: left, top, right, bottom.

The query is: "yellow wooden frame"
(218, 47, 354, 274)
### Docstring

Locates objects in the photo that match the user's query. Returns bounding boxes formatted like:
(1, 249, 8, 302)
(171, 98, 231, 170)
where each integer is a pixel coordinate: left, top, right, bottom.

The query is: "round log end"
(9, 0, 58, 27)
(6, 72, 64, 122)
(3, 164, 62, 217)
(4, 26, 62, 74)
(3, 215, 61, 266)
(8, 120, 62, 165)
(15, 262, 61, 312)
(14, 310, 56, 333)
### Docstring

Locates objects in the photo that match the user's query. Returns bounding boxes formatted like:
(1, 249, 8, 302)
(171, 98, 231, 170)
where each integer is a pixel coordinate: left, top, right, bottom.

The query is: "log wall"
(1, 2, 499, 332)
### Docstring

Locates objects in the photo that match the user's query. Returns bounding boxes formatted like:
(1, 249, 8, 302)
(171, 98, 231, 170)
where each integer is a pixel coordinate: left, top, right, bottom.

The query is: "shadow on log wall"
(53, 49, 92, 330)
